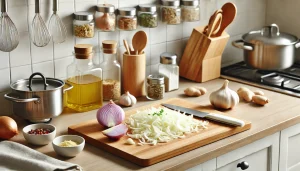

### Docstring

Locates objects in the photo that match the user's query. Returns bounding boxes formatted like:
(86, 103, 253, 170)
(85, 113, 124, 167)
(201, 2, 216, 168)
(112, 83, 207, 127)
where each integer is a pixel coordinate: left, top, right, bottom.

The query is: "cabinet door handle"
(237, 161, 249, 170)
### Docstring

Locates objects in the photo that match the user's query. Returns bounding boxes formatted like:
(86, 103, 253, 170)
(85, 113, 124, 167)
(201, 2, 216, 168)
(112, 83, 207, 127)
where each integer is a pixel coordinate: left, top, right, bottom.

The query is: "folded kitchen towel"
(0, 141, 82, 171)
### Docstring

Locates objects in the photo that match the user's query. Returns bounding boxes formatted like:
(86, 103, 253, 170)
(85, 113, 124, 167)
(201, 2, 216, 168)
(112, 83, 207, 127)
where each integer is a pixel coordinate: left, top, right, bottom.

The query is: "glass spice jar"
(95, 4, 116, 32)
(66, 44, 103, 112)
(138, 4, 158, 28)
(181, 0, 200, 22)
(99, 40, 121, 101)
(161, 0, 181, 25)
(158, 52, 179, 92)
(117, 7, 137, 31)
(73, 12, 94, 38)
(146, 75, 165, 100)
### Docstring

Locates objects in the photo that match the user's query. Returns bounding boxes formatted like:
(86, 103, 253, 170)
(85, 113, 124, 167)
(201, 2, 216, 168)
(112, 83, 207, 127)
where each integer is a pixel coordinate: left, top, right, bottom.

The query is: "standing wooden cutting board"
(68, 98, 251, 166)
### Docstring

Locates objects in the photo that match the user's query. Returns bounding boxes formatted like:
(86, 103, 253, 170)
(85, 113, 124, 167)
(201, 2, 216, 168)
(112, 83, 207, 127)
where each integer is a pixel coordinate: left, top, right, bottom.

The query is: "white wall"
(266, 0, 300, 63)
(0, 0, 266, 116)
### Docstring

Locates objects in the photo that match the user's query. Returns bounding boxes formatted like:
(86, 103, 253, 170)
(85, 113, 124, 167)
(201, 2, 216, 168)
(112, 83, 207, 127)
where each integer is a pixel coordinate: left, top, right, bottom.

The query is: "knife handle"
(206, 113, 245, 127)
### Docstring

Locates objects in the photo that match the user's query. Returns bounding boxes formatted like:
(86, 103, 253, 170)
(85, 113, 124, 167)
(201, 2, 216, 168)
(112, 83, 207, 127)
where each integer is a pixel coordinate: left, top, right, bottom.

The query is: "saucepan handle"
(295, 40, 300, 48)
(232, 40, 254, 51)
(4, 93, 40, 103)
(63, 82, 73, 93)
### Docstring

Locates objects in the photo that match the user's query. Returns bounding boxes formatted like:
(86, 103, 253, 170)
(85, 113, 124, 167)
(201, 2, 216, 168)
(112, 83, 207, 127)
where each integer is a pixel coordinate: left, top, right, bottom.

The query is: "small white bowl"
(23, 123, 56, 145)
(52, 135, 85, 157)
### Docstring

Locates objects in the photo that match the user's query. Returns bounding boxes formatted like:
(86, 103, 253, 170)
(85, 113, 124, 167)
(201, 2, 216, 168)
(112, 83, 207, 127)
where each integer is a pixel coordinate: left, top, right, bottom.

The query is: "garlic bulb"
(209, 80, 239, 109)
(119, 91, 137, 107)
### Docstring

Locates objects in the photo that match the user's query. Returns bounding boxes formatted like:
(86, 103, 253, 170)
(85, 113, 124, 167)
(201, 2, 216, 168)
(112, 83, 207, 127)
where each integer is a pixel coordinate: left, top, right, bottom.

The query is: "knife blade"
(161, 104, 245, 127)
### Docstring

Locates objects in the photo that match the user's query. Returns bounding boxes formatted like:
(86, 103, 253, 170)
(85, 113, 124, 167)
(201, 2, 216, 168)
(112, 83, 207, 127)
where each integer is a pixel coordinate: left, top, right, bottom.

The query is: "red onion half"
(102, 124, 128, 140)
(97, 100, 125, 127)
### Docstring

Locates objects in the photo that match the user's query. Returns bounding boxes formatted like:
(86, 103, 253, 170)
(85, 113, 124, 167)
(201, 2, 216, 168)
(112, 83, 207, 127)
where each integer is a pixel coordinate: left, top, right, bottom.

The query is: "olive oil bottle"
(66, 44, 103, 112)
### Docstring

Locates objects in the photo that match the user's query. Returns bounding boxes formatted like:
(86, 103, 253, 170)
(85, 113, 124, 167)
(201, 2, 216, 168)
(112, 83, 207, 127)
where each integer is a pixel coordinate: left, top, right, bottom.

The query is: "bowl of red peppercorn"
(23, 123, 56, 145)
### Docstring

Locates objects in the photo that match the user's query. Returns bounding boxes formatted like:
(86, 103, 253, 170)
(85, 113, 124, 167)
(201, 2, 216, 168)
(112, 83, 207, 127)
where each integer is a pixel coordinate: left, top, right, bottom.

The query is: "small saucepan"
(232, 24, 300, 70)
(4, 72, 73, 123)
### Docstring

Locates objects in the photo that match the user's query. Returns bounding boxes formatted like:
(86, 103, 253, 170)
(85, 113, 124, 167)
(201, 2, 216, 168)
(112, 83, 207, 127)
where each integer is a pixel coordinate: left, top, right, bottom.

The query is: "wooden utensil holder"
(122, 52, 146, 97)
(179, 26, 230, 82)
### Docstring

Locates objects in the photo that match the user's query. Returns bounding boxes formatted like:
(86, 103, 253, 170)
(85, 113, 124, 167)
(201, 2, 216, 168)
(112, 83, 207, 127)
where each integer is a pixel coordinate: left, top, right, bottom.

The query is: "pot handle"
(63, 82, 73, 93)
(4, 93, 40, 103)
(232, 40, 254, 51)
(28, 72, 48, 91)
(295, 41, 300, 48)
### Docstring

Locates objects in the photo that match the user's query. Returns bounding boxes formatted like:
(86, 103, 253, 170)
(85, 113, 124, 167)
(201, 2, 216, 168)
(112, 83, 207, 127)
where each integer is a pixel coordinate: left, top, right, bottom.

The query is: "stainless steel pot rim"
(10, 77, 65, 92)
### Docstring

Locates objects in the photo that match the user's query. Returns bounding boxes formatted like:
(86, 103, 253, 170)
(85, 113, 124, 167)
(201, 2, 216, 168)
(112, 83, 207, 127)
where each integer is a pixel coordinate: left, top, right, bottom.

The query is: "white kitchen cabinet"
(186, 158, 216, 171)
(279, 123, 300, 171)
(217, 132, 280, 171)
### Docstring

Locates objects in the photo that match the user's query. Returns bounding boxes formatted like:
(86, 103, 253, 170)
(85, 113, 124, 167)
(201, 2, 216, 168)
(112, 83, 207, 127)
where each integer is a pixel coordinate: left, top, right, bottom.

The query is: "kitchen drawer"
(217, 132, 280, 171)
(186, 158, 216, 171)
(279, 123, 300, 171)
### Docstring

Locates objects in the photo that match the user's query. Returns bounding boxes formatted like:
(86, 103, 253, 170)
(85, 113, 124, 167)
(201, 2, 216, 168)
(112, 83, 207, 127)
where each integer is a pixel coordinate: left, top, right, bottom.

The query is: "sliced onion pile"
(126, 108, 209, 146)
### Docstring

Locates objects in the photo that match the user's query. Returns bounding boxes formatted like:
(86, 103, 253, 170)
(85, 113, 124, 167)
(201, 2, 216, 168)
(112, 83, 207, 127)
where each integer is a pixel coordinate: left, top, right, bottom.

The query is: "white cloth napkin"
(0, 141, 82, 171)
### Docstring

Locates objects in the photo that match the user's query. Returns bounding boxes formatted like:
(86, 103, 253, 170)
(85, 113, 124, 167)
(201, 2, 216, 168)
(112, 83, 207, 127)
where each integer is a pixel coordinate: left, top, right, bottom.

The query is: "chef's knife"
(161, 104, 245, 127)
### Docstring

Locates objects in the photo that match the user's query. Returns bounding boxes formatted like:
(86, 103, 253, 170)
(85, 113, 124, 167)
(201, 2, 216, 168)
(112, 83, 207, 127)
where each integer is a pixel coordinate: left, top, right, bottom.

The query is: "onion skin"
(0, 116, 18, 140)
(102, 124, 128, 140)
(97, 100, 125, 127)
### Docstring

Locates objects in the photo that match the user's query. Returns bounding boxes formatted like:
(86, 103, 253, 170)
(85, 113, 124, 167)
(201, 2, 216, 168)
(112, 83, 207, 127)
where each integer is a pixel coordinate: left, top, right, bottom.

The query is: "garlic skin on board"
(209, 80, 239, 109)
(119, 91, 137, 107)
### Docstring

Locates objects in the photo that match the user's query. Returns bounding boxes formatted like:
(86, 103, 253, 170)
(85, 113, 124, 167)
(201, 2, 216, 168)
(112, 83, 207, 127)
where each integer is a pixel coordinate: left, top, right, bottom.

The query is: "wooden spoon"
(206, 13, 222, 38)
(215, 2, 237, 37)
(123, 39, 130, 55)
(203, 9, 222, 35)
(132, 31, 147, 55)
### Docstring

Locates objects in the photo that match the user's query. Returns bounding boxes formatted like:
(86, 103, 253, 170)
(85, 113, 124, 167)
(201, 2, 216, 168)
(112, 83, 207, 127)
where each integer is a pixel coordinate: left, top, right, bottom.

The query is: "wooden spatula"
(206, 13, 222, 38)
(215, 2, 237, 36)
(132, 31, 147, 55)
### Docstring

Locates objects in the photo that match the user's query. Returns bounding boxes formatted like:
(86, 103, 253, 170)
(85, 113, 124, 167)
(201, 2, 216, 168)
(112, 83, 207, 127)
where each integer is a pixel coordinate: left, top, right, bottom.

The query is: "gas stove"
(221, 62, 300, 98)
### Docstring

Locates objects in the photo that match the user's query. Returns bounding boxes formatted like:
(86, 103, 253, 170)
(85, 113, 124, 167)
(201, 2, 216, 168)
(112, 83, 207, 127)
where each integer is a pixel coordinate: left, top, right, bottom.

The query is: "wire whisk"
(0, 0, 19, 52)
(49, 0, 67, 44)
(31, 0, 51, 47)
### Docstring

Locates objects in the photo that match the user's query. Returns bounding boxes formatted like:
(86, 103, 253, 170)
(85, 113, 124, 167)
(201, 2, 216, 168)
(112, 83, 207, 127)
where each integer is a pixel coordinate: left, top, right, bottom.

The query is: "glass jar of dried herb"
(138, 4, 157, 28)
(146, 75, 165, 100)
(161, 0, 181, 25)
(117, 7, 137, 31)
(73, 12, 94, 38)
(181, 0, 200, 22)
(95, 4, 116, 32)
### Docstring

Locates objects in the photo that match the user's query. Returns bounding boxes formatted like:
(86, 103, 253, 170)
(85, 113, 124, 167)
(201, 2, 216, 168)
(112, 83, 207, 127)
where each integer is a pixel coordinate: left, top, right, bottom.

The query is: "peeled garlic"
(126, 138, 136, 145)
(184, 87, 207, 97)
(252, 95, 269, 105)
(238, 89, 255, 102)
(119, 91, 137, 107)
(209, 80, 239, 109)
(254, 90, 264, 96)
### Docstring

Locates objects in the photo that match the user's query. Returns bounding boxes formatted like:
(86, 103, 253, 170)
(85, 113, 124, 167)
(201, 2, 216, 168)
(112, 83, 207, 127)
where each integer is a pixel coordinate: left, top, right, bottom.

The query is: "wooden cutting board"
(68, 98, 251, 166)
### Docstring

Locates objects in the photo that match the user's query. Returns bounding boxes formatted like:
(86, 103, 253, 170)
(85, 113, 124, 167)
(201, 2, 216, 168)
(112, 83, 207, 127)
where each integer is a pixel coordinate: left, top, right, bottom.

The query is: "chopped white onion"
(125, 107, 209, 145)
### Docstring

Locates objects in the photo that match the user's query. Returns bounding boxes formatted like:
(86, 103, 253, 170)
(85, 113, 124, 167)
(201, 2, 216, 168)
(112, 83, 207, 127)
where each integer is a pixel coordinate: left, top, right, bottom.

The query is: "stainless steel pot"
(232, 24, 300, 70)
(4, 72, 73, 123)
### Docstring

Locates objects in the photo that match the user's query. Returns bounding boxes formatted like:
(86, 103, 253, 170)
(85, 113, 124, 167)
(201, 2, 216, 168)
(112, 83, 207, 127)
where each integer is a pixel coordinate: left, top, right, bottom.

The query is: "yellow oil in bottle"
(66, 74, 103, 112)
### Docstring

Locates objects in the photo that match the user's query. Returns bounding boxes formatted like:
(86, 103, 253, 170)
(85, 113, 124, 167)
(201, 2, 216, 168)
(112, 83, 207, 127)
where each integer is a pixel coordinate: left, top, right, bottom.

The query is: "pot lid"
(242, 24, 299, 45)
(11, 72, 64, 92)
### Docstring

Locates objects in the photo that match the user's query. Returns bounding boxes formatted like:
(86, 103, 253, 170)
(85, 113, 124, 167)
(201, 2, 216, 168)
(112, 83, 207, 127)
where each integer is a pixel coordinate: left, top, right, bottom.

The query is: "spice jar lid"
(74, 11, 94, 21)
(119, 7, 136, 16)
(139, 4, 157, 12)
(96, 4, 115, 13)
(181, 0, 199, 6)
(147, 75, 164, 84)
(161, 0, 180, 7)
(160, 52, 177, 65)
(102, 40, 117, 54)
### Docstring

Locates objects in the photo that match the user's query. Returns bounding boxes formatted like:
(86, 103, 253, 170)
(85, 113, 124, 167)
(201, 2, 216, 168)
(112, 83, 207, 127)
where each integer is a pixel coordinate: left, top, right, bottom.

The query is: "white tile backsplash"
(32, 60, 55, 77)
(10, 65, 32, 83)
(0, 0, 267, 115)
(10, 32, 31, 67)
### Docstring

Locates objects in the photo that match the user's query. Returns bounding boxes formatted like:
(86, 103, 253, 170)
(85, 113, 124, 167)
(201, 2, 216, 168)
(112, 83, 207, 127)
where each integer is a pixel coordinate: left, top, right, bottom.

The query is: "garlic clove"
(184, 87, 201, 97)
